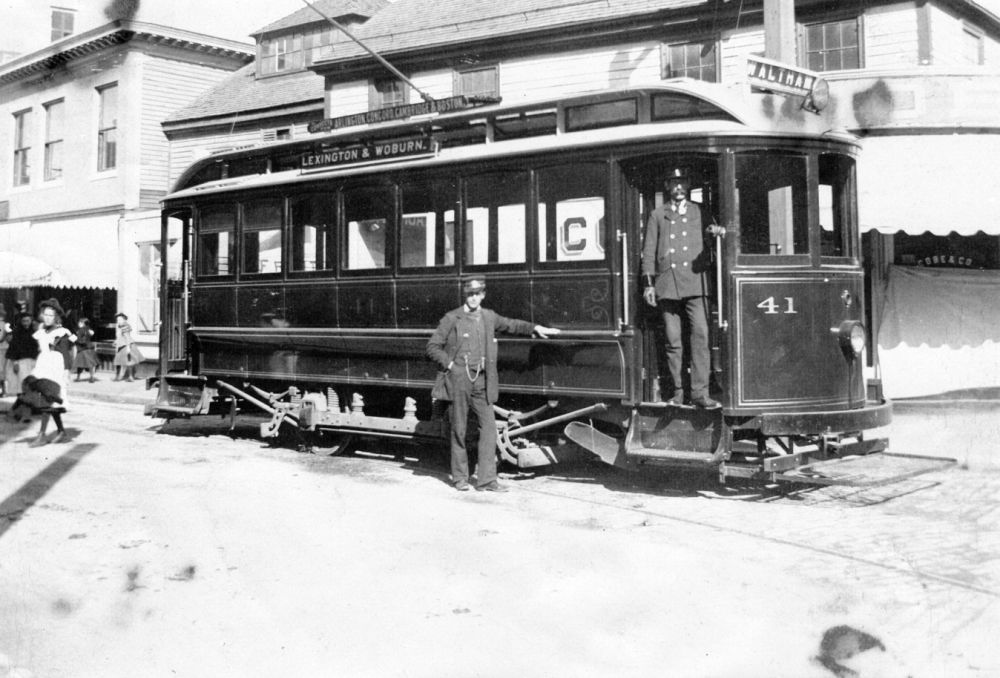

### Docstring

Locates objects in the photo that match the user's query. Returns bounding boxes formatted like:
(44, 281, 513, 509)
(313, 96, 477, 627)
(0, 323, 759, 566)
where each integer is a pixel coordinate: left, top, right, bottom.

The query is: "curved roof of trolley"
(165, 83, 859, 198)
(310, 0, 1000, 70)
(163, 0, 390, 128)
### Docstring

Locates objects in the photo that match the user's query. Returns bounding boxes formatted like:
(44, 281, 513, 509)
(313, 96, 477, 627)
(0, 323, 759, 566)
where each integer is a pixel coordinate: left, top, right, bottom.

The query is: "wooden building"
(0, 21, 252, 355)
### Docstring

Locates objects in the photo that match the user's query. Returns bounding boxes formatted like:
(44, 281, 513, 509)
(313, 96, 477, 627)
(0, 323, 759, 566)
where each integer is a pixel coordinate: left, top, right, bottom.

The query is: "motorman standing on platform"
(641, 168, 722, 409)
(427, 277, 560, 492)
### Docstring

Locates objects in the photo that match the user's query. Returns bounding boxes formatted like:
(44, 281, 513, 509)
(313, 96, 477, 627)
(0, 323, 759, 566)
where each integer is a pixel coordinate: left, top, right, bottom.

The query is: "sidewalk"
(0, 368, 154, 410)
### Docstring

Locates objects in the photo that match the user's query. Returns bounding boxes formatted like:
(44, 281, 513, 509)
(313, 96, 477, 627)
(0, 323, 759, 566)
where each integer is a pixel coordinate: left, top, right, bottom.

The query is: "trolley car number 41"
(757, 297, 798, 314)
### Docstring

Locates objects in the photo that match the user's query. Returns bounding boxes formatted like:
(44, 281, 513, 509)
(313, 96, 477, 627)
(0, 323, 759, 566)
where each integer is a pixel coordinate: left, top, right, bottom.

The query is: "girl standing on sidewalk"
(72, 318, 99, 382)
(113, 313, 143, 382)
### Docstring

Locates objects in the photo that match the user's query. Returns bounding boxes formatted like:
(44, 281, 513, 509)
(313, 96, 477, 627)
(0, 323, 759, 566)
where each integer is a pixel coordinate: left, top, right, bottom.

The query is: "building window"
(12, 109, 32, 187)
(50, 7, 75, 41)
(804, 18, 861, 71)
(661, 40, 718, 81)
(369, 77, 409, 110)
(963, 26, 984, 65)
(44, 99, 64, 181)
(303, 28, 333, 67)
(97, 84, 117, 171)
(454, 65, 499, 98)
(259, 33, 305, 75)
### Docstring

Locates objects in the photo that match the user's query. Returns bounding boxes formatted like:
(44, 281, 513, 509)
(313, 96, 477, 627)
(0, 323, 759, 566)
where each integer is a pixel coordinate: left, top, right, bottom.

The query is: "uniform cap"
(462, 277, 487, 295)
(666, 168, 689, 182)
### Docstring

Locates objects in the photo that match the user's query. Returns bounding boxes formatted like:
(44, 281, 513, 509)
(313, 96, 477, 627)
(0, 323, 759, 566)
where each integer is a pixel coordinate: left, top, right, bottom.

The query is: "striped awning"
(0, 252, 66, 288)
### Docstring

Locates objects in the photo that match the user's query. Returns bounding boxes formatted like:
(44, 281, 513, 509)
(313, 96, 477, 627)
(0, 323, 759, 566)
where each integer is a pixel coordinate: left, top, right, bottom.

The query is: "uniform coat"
(426, 307, 535, 405)
(641, 201, 712, 300)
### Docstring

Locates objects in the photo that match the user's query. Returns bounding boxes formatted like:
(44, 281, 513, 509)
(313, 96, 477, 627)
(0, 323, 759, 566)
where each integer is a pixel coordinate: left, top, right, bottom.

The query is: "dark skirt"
(113, 344, 145, 367)
(73, 348, 100, 370)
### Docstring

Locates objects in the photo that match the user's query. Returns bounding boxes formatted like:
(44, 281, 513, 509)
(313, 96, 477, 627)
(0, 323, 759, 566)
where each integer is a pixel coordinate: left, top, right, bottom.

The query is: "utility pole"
(764, 0, 797, 63)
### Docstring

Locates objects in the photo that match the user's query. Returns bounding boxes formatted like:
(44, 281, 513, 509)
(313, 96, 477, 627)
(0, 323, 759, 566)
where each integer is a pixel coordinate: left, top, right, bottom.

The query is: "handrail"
(618, 228, 629, 329)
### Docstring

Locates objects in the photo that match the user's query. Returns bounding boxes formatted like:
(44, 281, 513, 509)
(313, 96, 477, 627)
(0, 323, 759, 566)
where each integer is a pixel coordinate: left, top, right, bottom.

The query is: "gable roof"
(251, 0, 391, 36)
(313, 0, 1000, 65)
(315, 0, 707, 62)
(164, 63, 323, 124)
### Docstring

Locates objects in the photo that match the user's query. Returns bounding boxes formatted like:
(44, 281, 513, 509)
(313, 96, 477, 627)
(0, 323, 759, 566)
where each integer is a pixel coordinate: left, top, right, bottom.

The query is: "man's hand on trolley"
(533, 325, 561, 339)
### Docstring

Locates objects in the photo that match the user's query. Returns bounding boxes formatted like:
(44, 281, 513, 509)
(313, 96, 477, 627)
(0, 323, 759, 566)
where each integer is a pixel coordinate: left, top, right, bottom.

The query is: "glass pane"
(99, 85, 117, 129)
(819, 154, 856, 258)
(401, 178, 457, 268)
(735, 153, 809, 256)
(197, 207, 235, 276)
(243, 200, 283, 274)
(344, 186, 393, 270)
(465, 172, 527, 265)
(44, 141, 62, 180)
(537, 164, 606, 262)
(565, 99, 637, 131)
(290, 194, 335, 272)
(45, 101, 64, 140)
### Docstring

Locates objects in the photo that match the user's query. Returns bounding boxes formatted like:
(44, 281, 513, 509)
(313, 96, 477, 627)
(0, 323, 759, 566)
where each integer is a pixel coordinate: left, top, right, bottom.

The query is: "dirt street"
(0, 398, 997, 678)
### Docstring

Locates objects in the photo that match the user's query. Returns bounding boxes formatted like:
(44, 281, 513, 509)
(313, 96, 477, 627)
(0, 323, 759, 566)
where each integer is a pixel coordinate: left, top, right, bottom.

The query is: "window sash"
(12, 110, 31, 186)
(662, 40, 718, 82)
(98, 85, 118, 171)
(454, 66, 499, 98)
(44, 101, 64, 181)
(805, 18, 861, 71)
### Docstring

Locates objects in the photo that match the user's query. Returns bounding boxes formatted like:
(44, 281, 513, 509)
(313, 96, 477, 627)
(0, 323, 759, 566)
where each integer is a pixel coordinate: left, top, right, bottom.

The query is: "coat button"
(671, 263, 676, 268)
(682, 262, 688, 267)
(670, 248, 675, 253)
(682, 231, 687, 236)
(683, 246, 688, 251)
(669, 234, 675, 239)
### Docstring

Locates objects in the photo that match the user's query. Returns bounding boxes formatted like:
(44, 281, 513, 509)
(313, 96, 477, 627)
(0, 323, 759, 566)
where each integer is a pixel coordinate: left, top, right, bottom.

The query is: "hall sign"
(300, 136, 436, 169)
(307, 95, 500, 133)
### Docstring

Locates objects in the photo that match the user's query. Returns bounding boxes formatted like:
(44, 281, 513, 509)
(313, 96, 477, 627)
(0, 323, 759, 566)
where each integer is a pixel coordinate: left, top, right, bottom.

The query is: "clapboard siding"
(720, 28, 765, 83)
(865, 4, 920, 68)
(141, 55, 242, 195)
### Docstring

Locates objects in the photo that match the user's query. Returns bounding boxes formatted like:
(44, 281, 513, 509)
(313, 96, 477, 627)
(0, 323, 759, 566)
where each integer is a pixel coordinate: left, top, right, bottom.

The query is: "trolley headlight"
(835, 320, 866, 357)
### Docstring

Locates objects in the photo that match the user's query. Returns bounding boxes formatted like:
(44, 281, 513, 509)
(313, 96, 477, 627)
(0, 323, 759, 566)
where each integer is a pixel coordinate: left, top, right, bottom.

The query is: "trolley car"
(147, 81, 893, 484)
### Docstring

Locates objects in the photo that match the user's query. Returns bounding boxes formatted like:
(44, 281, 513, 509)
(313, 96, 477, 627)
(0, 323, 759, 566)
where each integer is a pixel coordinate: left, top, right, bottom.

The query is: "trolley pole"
(764, 0, 797, 63)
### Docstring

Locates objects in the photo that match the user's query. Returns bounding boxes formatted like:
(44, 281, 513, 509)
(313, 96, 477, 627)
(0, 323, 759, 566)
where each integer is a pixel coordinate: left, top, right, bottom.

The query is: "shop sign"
(300, 136, 436, 170)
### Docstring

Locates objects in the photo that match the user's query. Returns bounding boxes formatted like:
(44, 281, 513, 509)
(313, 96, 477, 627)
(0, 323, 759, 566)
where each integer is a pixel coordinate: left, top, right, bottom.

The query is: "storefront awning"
(0, 216, 118, 289)
(859, 135, 1000, 237)
(0, 251, 67, 288)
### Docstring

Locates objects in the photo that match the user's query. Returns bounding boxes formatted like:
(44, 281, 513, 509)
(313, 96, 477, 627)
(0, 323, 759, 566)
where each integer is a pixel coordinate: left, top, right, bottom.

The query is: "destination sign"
(307, 95, 501, 133)
(300, 136, 436, 170)
(746, 55, 829, 112)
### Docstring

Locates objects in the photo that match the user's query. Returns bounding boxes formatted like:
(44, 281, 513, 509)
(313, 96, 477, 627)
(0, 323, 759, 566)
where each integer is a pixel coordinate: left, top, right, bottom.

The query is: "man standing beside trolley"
(427, 277, 560, 492)
(641, 168, 722, 409)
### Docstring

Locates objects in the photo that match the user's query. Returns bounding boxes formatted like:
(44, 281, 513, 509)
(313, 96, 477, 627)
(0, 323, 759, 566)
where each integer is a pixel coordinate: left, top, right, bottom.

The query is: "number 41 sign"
(757, 297, 797, 314)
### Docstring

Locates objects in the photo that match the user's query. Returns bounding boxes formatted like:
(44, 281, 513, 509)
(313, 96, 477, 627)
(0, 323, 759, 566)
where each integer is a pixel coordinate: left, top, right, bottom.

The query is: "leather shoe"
(666, 390, 685, 406)
(476, 481, 509, 493)
(454, 480, 471, 492)
(691, 395, 721, 409)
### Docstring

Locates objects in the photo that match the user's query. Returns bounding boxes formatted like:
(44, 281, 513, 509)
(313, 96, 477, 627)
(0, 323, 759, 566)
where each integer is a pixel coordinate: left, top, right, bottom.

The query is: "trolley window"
(242, 199, 283, 275)
(344, 185, 394, 271)
(565, 98, 637, 132)
(400, 178, 457, 269)
(289, 193, 336, 272)
(819, 153, 857, 262)
(465, 171, 528, 266)
(196, 205, 235, 277)
(537, 163, 607, 263)
(735, 152, 809, 261)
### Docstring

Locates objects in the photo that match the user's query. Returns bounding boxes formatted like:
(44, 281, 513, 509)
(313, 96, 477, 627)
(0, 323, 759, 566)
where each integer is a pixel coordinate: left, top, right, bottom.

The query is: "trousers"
(448, 371, 497, 486)
(661, 296, 710, 399)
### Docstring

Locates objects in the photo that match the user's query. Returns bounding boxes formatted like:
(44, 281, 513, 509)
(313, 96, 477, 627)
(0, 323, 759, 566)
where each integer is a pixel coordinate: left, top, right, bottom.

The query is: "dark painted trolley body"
(149, 84, 894, 484)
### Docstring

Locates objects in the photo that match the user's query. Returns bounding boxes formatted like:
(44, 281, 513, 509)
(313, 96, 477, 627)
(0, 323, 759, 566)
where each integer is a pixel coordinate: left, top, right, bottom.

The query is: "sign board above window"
(308, 95, 500, 133)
